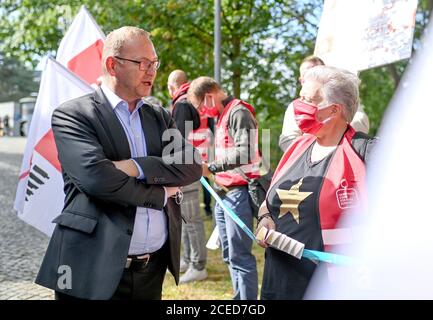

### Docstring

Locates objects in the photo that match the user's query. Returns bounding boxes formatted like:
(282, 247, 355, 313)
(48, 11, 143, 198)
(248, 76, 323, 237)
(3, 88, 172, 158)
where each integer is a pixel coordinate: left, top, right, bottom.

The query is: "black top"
(172, 97, 201, 138)
(262, 143, 335, 300)
(261, 131, 377, 299)
(267, 143, 334, 250)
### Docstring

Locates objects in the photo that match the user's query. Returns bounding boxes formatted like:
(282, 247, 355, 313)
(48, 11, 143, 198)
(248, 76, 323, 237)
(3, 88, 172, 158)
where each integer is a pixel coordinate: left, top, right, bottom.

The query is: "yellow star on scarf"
(276, 178, 313, 224)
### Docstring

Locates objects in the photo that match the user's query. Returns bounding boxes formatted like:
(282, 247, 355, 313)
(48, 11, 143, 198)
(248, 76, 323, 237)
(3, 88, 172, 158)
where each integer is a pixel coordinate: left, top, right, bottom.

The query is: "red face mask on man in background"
(201, 95, 220, 118)
(293, 99, 335, 135)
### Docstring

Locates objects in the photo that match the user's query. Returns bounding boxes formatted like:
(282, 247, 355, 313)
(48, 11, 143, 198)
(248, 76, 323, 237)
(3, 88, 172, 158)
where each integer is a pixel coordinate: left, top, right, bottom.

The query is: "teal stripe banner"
(200, 177, 353, 266)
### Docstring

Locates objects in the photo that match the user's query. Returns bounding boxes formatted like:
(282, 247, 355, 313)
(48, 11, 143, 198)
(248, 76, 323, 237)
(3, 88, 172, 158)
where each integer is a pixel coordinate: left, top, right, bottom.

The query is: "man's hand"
(112, 160, 139, 177)
(202, 163, 211, 178)
(165, 186, 180, 198)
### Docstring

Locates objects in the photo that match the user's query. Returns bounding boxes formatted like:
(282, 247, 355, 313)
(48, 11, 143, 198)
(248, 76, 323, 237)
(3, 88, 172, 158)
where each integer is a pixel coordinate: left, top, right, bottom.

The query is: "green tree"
(0, 0, 320, 166)
(1, 0, 432, 166)
(0, 54, 39, 102)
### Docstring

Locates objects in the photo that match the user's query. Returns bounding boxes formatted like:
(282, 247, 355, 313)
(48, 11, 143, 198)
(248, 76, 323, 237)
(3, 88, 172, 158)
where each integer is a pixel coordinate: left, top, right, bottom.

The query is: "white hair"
(303, 66, 360, 122)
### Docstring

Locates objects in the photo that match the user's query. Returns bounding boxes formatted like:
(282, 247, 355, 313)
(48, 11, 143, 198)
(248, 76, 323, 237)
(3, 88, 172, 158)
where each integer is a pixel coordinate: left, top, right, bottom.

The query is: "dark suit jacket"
(35, 88, 202, 299)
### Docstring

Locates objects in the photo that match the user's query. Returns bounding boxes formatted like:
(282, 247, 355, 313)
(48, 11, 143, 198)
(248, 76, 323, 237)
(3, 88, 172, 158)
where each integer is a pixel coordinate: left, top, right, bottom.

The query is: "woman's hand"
(256, 215, 275, 248)
(255, 201, 275, 248)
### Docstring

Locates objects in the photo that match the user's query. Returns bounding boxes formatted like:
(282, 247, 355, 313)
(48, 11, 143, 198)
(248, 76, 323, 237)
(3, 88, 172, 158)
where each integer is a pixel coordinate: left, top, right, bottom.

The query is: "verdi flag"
(56, 5, 105, 85)
(14, 57, 92, 235)
(14, 6, 104, 236)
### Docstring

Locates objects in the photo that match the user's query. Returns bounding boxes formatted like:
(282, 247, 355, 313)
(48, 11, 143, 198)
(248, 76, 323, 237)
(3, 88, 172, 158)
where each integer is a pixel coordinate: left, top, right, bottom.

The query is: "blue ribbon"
(200, 177, 353, 266)
(302, 249, 353, 266)
(200, 177, 256, 241)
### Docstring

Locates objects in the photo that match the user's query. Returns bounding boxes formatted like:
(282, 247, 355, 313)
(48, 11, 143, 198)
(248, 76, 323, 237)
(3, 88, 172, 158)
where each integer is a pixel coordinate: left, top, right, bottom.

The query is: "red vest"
(269, 127, 366, 247)
(172, 83, 212, 162)
(187, 111, 212, 162)
(215, 99, 261, 187)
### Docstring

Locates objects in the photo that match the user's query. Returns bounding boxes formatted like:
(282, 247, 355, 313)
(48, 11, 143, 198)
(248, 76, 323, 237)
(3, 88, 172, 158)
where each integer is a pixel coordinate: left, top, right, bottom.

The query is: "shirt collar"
(100, 83, 144, 112)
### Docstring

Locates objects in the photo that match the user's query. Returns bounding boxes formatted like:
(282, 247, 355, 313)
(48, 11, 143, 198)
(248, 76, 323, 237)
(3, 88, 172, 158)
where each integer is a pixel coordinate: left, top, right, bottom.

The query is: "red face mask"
(202, 96, 219, 118)
(198, 106, 207, 117)
(293, 99, 332, 135)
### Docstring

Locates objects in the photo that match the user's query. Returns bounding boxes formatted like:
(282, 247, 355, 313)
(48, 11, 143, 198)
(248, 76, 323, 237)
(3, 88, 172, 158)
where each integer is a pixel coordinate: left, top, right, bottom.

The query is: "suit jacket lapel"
(94, 87, 131, 160)
(139, 104, 162, 157)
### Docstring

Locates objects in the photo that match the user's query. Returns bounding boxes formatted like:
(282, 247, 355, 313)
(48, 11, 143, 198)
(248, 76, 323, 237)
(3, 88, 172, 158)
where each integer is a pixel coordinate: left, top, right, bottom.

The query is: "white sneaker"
(180, 259, 189, 273)
(179, 267, 208, 284)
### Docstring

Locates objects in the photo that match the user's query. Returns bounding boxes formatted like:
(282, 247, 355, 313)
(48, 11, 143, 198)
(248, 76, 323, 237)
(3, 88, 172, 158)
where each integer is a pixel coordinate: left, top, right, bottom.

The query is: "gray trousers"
(181, 181, 207, 270)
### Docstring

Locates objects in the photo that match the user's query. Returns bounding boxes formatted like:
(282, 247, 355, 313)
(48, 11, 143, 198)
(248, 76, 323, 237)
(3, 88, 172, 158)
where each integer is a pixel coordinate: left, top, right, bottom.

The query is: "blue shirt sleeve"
(131, 159, 145, 180)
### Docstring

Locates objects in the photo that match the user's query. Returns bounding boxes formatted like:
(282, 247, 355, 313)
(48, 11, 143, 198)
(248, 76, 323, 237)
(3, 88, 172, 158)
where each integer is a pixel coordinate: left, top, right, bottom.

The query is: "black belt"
(125, 253, 151, 270)
(125, 243, 167, 270)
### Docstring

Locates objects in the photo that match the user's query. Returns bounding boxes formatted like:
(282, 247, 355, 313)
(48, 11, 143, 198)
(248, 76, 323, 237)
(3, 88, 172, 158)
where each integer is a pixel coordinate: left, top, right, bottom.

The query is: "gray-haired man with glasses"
(36, 26, 202, 300)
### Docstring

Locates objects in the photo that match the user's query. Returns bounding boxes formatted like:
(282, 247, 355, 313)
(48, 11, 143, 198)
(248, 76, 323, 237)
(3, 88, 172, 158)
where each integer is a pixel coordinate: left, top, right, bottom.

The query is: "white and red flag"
(56, 5, 105, 85)
(14, 57, 92, 235)
(14, 6, 104, 236)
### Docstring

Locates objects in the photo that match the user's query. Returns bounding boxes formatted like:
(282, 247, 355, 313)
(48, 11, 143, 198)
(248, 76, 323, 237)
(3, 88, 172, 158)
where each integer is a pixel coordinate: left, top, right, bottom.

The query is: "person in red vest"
(256, 66, 377, 299)
(168, 70, 210, 283)
(188, 76, 261, 300)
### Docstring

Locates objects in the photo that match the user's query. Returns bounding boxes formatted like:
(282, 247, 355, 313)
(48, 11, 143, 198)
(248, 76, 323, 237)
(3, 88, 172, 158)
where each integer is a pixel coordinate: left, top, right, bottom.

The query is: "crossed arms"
(51, 102, 202, 210)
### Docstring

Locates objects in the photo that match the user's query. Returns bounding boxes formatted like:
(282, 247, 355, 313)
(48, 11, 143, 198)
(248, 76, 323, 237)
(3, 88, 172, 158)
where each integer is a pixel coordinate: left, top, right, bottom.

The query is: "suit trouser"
(214, 186, 258, 300)
(181, 181, 207, 270)
(55, 243, 168, 300)
(111, 244, 169, 300)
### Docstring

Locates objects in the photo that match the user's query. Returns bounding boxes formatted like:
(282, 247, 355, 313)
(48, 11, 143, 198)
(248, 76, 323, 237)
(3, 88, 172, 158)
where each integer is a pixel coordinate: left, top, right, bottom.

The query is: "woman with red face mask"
(256, 66, 377, 300)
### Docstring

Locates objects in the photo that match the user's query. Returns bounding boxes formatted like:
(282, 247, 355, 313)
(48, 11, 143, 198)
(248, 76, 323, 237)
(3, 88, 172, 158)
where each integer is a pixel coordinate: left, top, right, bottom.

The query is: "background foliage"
(1, 0, 432, 167)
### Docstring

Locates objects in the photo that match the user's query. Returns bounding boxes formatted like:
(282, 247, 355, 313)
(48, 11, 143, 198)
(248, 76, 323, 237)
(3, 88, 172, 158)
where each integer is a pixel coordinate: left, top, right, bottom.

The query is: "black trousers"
(55, 244, 169, 300)
(111, 245, 168, 300)
(202, 177, 212, 215)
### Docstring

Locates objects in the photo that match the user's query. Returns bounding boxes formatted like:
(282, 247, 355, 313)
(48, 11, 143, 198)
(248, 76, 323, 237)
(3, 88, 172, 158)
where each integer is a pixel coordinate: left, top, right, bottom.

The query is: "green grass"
(162, 210, 265, 300)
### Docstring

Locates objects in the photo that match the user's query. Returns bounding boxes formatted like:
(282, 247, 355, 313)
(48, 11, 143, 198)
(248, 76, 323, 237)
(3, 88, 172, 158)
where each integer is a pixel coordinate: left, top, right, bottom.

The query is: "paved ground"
(0, 137, 53, 300)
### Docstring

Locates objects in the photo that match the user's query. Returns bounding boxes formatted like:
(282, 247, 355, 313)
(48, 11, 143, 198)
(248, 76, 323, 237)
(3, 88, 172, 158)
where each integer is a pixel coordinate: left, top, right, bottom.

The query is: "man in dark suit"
(35, 26, 202, 300)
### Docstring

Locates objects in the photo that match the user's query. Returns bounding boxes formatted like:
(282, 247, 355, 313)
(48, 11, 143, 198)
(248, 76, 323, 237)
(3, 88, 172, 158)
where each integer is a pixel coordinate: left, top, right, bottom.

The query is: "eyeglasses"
(114, 56, 161, 71)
